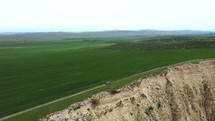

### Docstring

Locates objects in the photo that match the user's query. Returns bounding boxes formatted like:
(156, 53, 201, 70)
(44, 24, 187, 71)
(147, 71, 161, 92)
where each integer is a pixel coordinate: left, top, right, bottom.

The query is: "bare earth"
(42, 60, 215, 121)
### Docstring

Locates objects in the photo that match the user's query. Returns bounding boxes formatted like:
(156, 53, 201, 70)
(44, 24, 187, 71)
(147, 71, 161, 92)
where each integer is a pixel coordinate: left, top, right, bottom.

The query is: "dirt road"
(0, 84, 105, 121)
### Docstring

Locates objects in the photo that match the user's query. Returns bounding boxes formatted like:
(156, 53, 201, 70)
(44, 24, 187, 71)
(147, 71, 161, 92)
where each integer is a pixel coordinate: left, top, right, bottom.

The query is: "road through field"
(0, 84, 105, 121)
(0, 65, 179, 121)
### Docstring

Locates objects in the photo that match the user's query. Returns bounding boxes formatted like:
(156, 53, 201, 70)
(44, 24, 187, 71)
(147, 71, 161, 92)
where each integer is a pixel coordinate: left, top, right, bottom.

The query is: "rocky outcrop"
(42, 60, 215, 121)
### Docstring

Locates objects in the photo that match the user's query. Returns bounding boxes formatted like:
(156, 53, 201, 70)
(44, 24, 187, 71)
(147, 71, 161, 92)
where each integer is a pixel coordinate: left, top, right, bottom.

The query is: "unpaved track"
(0, 85, 105, 121)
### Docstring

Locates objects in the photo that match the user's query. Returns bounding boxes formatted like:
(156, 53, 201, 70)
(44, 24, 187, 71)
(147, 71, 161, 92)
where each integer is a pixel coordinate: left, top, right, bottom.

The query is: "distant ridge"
(0, 30, 213, 35)
(0, 30, 214, 42)
(0, 32, 18, 35)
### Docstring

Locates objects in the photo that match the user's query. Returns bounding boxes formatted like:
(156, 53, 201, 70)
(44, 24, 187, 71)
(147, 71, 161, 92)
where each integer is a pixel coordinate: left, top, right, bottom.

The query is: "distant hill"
(0, 30, 214, 42)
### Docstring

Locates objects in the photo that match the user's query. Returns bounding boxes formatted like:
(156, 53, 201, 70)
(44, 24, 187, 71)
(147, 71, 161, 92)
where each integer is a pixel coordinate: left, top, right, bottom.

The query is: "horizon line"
(1, 29, 215, 34)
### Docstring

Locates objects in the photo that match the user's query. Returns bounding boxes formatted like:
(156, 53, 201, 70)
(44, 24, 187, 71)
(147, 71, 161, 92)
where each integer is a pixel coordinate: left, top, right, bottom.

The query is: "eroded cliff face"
(42, 60, 215, 121)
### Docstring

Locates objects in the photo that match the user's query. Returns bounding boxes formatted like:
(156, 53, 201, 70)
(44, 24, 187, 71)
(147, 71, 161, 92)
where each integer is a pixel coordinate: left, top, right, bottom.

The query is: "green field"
(0, 34, 215, 120)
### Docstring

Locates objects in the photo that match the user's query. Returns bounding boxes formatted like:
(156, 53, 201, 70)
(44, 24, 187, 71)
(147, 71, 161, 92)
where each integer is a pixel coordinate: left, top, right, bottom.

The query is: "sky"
(0, 0, 214, 32)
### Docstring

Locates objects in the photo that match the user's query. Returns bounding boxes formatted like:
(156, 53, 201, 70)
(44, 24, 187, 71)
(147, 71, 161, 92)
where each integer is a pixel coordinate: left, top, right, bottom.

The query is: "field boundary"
(1, 58, 215, 121)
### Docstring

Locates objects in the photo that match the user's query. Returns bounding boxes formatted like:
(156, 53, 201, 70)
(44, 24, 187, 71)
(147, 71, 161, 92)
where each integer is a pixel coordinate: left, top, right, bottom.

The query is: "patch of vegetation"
(140, 93, 147, 98)
(157, 102, 161, 109)
(108, 89, 121, 95)
(105, 41, 215, 50)
(145, 106, 154, 116)
(91, 98, 100, 107)
(104, 36, 215, 50)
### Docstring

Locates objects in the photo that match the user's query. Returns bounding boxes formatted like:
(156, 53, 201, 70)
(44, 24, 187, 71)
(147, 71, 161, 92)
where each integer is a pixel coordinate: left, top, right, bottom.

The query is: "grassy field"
(3, 66, 167, 121)
(0, 34, 215, 120)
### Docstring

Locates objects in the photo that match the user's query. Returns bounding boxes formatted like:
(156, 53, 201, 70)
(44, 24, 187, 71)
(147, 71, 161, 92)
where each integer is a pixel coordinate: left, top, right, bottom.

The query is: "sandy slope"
(42, 60, 215, 121)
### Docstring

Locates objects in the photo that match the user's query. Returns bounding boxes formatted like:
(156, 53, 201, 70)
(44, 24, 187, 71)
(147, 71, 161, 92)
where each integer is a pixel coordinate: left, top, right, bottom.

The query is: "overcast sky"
(0, 0, 214, 32)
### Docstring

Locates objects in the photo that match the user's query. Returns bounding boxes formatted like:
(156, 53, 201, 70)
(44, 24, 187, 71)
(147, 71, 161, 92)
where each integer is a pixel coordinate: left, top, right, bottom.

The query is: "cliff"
(42, 60, 215, 121)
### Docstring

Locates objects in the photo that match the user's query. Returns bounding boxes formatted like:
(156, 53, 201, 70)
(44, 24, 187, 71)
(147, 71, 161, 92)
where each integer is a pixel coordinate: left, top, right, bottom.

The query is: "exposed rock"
(41, 60, 215, 121)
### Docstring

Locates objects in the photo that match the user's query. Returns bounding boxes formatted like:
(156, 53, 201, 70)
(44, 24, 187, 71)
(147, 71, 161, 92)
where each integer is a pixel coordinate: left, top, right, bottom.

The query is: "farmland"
(0, 33, 215, 120)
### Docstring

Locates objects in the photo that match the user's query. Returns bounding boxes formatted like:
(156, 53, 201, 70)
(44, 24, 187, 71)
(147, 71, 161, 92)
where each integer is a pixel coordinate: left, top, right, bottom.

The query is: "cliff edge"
(42, 60, 215, 121)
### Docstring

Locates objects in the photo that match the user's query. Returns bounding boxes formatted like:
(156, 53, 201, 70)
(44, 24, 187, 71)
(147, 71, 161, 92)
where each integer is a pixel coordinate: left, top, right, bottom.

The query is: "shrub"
(157, 102, 161, 109)
(91, 98, 100, 107)
(130, 97, 136, 104)
(145, 106, 154, 115)
(140, 93, 147, 98)
(108, 89, 121, 95)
